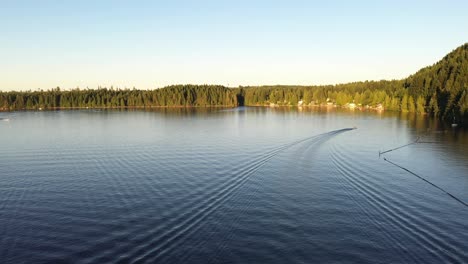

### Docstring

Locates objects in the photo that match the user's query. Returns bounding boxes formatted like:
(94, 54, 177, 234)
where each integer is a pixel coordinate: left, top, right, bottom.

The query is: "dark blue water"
(1, 108, 467, 263)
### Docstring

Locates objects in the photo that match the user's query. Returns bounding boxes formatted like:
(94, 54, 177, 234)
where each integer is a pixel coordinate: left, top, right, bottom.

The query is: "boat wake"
(80, 128, 355, 263)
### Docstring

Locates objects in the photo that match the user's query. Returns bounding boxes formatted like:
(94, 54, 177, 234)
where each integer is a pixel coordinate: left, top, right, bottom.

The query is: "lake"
(1, 107, 467, 263)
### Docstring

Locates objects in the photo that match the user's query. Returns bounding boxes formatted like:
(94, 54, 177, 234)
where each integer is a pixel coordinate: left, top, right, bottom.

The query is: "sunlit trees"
(1, 44, 467, 121)
(239, 43, 468, 120)
(416, 96, 426, 114)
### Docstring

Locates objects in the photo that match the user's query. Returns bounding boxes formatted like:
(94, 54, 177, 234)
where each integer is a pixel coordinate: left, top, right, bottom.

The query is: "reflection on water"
(0, 108, 467, 263)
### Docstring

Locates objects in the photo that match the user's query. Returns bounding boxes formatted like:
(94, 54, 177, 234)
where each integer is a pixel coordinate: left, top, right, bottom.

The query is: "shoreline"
(1, 105, 465, 128)
(0, 104, 428, 117)
(0, 105, 237, 112)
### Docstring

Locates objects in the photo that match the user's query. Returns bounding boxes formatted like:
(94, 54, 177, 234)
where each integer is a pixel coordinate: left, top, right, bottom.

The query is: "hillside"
(239, 43, 468, 120)
(405, 43, 468, 118)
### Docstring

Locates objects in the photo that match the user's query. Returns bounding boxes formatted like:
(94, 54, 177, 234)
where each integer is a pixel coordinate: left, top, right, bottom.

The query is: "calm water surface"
(1, 108, 467, 263)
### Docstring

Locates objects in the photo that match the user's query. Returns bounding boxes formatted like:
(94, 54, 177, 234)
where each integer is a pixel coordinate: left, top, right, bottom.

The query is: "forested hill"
(238, 43, 468, 120)
(0, 43, 467, 120)
(405, 43, 468, 118)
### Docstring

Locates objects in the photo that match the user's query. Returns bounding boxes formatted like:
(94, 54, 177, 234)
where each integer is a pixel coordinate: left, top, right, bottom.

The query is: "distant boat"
(452, 116, 458, 128)
(0, 118, 10, 121)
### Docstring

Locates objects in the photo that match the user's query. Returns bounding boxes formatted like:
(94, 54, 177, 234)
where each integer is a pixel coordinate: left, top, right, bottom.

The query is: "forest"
(1, 43, 467, 121)
(0, 85, 238, 110)
(239, 43, 468, 120)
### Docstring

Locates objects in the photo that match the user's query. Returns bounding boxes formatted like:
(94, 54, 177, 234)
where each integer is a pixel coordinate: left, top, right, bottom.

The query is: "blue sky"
(1, 0, 467, 90)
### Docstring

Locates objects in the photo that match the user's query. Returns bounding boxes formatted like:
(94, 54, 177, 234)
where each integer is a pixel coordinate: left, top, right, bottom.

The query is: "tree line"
(1, 44, 467, 121)
(0, 85, 238, 110)
(239, 43, 468, 120)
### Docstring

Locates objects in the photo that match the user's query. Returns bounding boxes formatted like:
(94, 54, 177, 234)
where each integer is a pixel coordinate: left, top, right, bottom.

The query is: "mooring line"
(379, 137, 420, 156)
(383, 157, 468, 207)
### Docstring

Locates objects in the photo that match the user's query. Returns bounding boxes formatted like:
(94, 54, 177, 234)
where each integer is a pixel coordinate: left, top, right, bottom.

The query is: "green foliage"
(405, 43, 468, 119)
(408, 96, 416, 113)
(416, 96, 426, 114)
(1, 44, 467, 121)
(401, 94, 409, 112)
(0, 85, 238, 110)
(240, 43, 468, 120)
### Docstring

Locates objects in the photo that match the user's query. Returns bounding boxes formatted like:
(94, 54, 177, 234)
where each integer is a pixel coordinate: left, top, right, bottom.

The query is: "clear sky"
(1, 0, 467, 91)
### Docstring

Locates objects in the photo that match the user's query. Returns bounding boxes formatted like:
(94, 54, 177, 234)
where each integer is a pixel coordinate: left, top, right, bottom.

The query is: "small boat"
(0, 118, 10, 121)
(451, 113, 458, 128)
